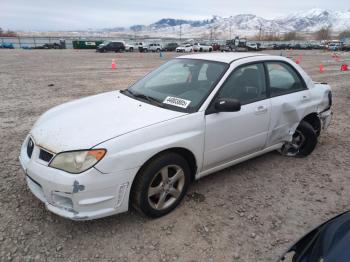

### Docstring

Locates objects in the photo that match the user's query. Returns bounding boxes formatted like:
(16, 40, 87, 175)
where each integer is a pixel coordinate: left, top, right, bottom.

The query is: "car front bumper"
(319, 109, 332, 131)
(19, 136, 138, 220)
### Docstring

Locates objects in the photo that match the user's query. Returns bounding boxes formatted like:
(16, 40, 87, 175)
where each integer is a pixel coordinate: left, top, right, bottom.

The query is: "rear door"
(203, 63, 270, 170)
(264, 61, 311, 147)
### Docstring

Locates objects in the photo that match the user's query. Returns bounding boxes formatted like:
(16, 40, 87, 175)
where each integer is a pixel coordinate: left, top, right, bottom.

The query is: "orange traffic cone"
(319, 64, 325, 73)
(341, 64, 348, 71)
(111, 59, 116, 70)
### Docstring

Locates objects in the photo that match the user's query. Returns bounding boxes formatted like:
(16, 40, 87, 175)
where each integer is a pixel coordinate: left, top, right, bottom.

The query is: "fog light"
(52, 192, 73, 209)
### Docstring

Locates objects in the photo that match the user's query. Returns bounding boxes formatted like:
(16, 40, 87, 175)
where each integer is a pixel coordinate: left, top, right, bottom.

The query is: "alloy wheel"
(147, 165, 185, 210)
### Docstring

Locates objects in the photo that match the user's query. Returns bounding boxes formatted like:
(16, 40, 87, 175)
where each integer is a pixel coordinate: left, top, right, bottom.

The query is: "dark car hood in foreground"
(279, 210, 350, 262)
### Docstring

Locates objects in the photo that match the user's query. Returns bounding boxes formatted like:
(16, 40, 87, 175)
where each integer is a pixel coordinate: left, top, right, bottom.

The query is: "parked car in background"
(342, 44, 350, 51)
(149, 43, 163, 52)
(134, 42, 148, 52)
(309, 43, 324, 49)
(273, 43, 291, 50)
(164, 43, 179, 51)
(246, 42, 261, 51)
(20, 53, 332, 220)
(193, 43, 213, 52)
(176, 44, 193, 52)
(328, 43, 342, 51)
(34, 41, 66, 49)
(125, 43, 135, 52)
(221, 37, 248, 52)
(0, 42, 14, 49)
(211, 43, 221, 51)
(96, 41, 125, 53)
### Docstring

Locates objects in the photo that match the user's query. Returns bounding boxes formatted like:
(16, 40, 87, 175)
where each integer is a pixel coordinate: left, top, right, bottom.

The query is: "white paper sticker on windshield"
(163, 96, 191, 108)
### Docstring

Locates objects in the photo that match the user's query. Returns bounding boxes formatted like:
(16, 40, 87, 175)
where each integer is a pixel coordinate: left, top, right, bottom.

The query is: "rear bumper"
(19, 136, 138, 220)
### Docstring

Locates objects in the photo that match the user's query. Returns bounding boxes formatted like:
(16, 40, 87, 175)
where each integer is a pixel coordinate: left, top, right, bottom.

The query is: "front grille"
(27, 138, 34, 158)
(39, 149, 54, 162)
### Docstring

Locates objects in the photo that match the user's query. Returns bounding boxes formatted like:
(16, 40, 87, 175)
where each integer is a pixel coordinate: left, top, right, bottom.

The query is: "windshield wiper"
(121, 89, 165, 108)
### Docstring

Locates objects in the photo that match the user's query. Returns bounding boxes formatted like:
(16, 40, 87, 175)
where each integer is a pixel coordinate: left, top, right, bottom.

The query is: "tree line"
(252, 27, 350, 41)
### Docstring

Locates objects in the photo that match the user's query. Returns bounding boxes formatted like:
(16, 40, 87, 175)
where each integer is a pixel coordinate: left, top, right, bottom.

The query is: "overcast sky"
(1, 0, 349, 31)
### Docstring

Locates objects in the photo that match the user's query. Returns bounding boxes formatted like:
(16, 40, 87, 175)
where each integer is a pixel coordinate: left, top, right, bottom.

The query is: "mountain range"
(102, 8, 350, 38)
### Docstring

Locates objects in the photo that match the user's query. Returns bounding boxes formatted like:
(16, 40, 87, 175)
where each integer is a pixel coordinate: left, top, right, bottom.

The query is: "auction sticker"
(163, 96, 191, 108)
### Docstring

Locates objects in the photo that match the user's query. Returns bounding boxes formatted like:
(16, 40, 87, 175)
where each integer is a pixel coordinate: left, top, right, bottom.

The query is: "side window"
(217, 63, 266, 105)
(267, 62, 305, 97)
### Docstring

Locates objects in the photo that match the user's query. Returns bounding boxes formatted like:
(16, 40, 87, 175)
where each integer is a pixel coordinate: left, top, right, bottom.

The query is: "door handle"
(255, 105, 268, 114)
(301, 95, 309, 101)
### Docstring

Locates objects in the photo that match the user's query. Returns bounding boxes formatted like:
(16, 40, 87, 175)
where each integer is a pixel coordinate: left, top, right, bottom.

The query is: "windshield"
(124, 59, 228, 112)
(101, 41, 110, 45)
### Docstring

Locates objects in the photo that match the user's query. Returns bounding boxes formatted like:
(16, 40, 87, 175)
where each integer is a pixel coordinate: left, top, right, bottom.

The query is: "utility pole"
(259, 25, 262, 41)
(179, 24, 182, 42)
(229, 23, 232, 40)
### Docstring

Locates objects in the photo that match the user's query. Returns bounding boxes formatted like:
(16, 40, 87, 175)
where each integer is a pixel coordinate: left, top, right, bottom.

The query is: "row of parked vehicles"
(96, 41, 218, 53)
(95, 38, 262, 53)
(272, 41, 350, 51)
(96, 41, 178, 53)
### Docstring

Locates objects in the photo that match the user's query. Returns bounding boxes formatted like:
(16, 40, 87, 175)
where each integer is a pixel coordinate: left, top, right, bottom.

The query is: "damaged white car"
(19, 53, 332, 220)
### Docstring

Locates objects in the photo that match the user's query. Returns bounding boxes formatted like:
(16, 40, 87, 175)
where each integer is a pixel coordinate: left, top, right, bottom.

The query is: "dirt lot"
(0, 49, 350, 262)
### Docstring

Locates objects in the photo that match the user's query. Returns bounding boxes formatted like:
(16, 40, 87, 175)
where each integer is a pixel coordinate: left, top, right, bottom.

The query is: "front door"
(204, 63, 270, 170)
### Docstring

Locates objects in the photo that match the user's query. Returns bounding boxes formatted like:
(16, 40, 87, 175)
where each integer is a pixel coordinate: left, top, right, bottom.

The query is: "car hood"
(31, 91, 186, 153)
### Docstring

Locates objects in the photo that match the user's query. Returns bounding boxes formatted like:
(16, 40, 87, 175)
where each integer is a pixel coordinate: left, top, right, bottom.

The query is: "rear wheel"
(280, 120, 317, 157)
(131, 153, 191, 218)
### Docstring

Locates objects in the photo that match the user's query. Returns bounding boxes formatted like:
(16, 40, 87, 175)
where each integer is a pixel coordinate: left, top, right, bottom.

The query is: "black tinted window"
(218, 63, 266, 105)
(267, 62, 305, 97)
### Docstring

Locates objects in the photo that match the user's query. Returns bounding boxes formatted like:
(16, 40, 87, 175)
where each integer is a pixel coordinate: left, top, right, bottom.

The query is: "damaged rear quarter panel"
(267, 88, 316, 146)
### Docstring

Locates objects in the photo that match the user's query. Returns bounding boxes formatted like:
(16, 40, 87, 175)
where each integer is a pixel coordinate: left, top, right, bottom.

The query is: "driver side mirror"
(214, 98, 241, 113)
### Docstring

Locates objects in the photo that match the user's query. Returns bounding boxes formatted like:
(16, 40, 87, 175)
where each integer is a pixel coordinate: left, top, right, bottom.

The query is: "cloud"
(0, 0, 348, 31)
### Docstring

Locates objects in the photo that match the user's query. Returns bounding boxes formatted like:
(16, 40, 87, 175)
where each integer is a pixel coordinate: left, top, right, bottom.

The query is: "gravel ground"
(0, 49, 350, 262)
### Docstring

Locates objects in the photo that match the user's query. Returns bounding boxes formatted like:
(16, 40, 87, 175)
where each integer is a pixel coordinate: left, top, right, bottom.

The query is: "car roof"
(177, 53, 268, 63)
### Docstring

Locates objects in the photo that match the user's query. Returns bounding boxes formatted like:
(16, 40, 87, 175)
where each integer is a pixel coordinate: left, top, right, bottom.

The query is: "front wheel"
(280, 120, 317, 157)
(131, 153, 191, 218)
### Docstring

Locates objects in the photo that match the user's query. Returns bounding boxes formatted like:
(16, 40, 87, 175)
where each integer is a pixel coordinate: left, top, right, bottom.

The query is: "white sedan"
(193, 43, 213, 52)
(19, 53, 332, 220)
(176, 44, 193, 52)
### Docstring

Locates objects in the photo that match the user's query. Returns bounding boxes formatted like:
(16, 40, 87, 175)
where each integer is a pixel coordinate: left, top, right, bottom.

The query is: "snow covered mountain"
(276, 8, 350, 32)
(104, 9, 350, 38)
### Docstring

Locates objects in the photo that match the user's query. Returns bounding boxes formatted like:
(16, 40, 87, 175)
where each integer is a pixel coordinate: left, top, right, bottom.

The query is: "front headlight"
(49, 149, 106, 174)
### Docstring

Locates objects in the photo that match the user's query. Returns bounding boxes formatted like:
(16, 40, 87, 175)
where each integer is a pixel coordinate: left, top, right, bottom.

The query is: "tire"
(131, 152, 191, 218)
(280, 120, 317, 157)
